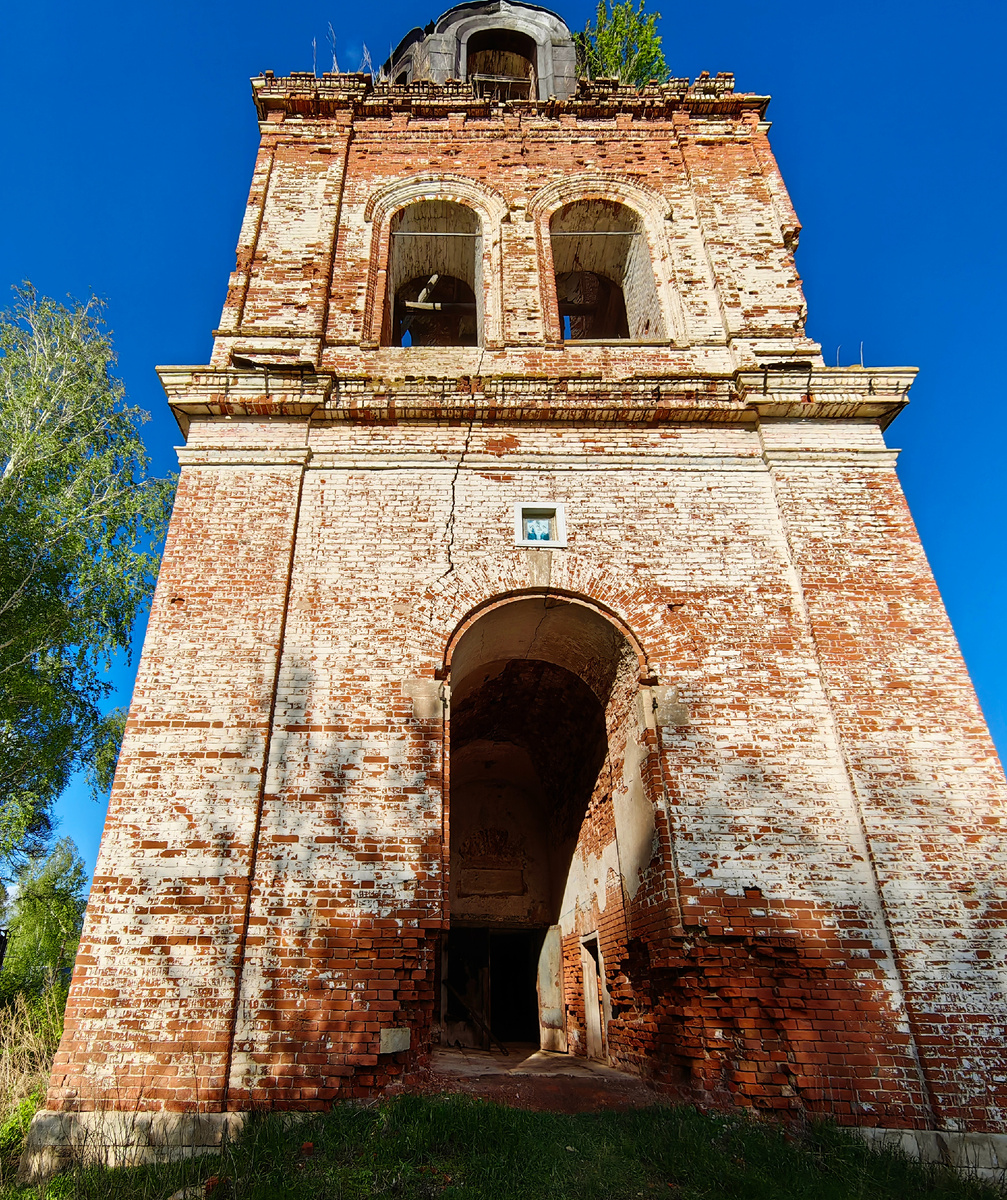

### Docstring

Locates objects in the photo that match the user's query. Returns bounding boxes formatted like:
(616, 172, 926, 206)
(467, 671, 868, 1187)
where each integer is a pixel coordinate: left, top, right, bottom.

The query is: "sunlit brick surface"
(47, 20, 1007, 1134)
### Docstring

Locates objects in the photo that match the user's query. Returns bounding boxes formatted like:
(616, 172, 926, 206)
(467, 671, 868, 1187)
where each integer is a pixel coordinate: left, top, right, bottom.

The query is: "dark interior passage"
(445, 927, 544, 1046)
(446, 653, 610, 1047)
(490, 929, 543, 1042)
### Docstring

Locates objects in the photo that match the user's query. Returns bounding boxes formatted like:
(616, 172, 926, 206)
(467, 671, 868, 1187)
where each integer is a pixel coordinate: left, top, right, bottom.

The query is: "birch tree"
(0, 285, 174, 864)
(0, 838, 87, 998)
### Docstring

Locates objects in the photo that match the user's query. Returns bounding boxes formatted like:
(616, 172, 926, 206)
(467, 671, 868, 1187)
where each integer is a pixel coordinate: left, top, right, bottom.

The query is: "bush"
(0, 989, 65, 1186)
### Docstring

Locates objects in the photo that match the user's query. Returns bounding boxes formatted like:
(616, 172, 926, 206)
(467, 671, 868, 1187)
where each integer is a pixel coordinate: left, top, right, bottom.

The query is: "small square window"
(524, 514, 552, 541)
(514, 503, 567, 548)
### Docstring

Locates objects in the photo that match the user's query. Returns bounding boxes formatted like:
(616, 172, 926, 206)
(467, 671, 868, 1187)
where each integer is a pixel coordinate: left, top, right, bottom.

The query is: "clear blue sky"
(2, 0, 1005, 882)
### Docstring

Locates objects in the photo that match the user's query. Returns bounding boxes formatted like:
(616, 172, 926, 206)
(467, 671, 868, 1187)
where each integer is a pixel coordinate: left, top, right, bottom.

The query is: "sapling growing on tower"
(575, 0, 670, 87)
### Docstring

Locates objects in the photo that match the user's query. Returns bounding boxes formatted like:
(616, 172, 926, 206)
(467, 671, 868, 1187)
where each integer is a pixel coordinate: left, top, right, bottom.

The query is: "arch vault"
(442, 594, 671, 1060)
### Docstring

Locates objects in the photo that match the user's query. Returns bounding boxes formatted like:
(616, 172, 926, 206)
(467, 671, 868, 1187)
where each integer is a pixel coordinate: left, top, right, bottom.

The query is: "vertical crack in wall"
(439, 351, 484, 582)
(441, 415, 474, 580)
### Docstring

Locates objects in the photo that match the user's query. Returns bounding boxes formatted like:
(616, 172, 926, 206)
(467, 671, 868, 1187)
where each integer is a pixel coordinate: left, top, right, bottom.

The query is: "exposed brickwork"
(45, 3, 1007, 1138)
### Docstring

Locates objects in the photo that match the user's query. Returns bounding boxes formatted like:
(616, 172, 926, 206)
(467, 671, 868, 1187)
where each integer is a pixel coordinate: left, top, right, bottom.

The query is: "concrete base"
(856, 1127, 1007, 1183)
(18, 1110, 246, 1184)
(18, 1104, 1007, 1185)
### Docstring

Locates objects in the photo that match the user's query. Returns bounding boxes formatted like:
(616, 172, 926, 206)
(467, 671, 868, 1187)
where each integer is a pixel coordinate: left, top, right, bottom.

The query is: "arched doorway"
(442, 595, 658, 1061)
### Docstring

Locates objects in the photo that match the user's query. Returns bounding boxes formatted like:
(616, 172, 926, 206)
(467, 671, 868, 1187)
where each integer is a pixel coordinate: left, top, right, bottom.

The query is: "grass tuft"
(2, 1094, 1003, 1200)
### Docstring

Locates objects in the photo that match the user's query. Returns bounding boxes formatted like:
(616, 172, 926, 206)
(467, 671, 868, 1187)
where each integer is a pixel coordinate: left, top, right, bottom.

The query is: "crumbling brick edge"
(18, 1109, 1007, 1184)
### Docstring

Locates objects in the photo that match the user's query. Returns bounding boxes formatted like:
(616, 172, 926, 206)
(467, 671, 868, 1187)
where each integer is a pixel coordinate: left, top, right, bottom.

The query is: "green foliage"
(0, 839, 87, 1001)
(575, 0, 670, 87)
(0, 1089, 42, 1160)
(0, 284, 175, 866)
(4, 1096, 999, 1200)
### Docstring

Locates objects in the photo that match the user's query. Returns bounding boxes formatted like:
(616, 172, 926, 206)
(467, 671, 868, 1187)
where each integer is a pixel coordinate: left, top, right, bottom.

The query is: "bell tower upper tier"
(209, 3, 821, 381)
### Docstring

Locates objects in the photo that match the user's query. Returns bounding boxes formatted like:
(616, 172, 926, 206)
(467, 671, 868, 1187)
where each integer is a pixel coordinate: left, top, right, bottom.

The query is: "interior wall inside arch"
(449, 597, 636, 702)
(445, 598, 656, 1057)
(387, 200, 482, 345)
(450, 661, 609, 929)
(551, 199, 666, 341)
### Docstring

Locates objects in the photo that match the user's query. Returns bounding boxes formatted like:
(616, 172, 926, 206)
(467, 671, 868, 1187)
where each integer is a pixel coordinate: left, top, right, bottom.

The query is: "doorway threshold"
(432, 1045, 635, 1081)
(427, 1045, 667, 1113)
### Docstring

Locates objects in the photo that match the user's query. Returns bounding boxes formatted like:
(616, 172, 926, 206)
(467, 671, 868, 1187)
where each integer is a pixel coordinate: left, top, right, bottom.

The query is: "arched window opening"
(466, 29, 537, 99)
(444, 597, 648, 1060)
(550, 200, 666, 341)
(387, 201, 481, 347)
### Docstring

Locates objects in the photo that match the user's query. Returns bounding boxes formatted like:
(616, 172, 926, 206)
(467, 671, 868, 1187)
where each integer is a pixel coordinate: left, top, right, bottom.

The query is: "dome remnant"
(384, 1, 577, 100)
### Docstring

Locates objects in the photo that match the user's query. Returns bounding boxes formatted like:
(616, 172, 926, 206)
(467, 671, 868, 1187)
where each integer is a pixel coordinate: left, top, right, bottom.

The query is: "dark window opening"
(395, 71, 408, 85)
(556, 270, 630, 341)
(386, 200, 482, 346)
(466, 28, 537, 99)
(394, 273, 477, 346)
(550, 199, 666, 341)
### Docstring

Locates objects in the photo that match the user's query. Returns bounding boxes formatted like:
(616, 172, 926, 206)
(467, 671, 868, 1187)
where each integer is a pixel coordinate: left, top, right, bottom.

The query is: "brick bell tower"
(27, 0, 1007, 1170)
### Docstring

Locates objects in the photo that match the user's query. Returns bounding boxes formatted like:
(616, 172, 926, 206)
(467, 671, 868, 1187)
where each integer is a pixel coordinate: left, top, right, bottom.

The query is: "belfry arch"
(550, 199, 664, 341)
(441, 594, 663, 1059)
(387, 201, 482, 347)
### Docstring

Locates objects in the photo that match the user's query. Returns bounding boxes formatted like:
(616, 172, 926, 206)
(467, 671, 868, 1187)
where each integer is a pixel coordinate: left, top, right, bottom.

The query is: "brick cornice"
(157, 365, 911, 430)
(251, 72, 769, 125)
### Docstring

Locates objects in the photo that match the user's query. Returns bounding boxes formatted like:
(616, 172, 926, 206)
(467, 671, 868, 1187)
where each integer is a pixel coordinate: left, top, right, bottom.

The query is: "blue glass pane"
(524, 517, 552, 541)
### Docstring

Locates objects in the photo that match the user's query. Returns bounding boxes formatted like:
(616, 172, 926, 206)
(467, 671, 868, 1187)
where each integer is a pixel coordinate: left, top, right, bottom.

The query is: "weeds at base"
(2, 1094, 1004, 1200)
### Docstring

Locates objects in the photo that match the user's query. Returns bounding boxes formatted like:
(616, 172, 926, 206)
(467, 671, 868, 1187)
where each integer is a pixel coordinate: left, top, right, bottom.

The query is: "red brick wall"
(212, 78, 814, 371)
(51, 462, 304, 1111)
(767, 426, 1007, 1128)
(47, 69, 1007, 1133)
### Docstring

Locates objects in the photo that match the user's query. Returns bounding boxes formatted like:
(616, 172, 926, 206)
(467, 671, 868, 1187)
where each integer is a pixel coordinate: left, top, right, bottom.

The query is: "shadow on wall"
(224, 651, 442, 1106)
(213, 615, 944, 1126)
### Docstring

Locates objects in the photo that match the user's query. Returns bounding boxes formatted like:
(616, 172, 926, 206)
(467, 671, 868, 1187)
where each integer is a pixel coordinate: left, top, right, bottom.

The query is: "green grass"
(3, 1095, 1003, 1200)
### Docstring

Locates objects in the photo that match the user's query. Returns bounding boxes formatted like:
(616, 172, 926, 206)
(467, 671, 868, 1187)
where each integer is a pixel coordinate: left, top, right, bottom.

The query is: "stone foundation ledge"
(18, 1110, 248, 1183)
(855, 1128, 1007, 1182)
(18, 1111, 1007, 1185)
